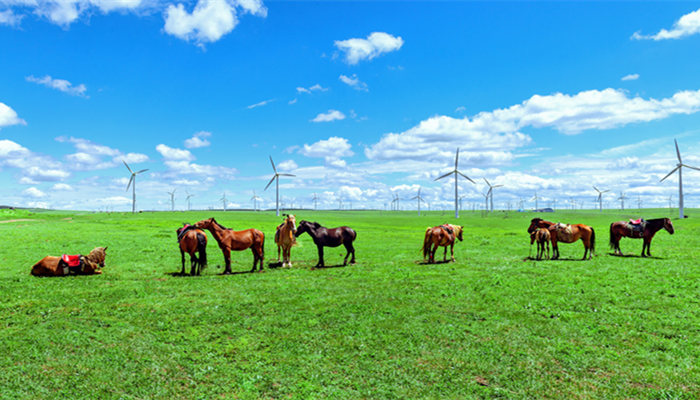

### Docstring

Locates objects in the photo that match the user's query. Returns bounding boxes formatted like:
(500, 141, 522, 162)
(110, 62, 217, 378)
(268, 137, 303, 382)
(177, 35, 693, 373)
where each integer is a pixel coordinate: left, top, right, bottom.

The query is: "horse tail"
(609, 223, 615, 250)
(590, 227, 596, 255)
(260, 231, 265, 260)
(422, 228, 432, 258)
(196, 232, 207, 268)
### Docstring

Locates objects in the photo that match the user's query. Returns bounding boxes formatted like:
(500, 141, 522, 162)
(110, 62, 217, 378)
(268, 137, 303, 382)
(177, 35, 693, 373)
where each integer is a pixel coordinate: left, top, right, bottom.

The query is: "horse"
(31, 247, 107, 277)
(609, 218, 674, 257)
(529, 228, 551, 260)
(294, 220, 356, 267)
(422, 224, 463, 263)
(527, 218, 595, 260)
(176, 224, 208, 275)
(194, 218, 265, 273)
(274, 214, 297, 268)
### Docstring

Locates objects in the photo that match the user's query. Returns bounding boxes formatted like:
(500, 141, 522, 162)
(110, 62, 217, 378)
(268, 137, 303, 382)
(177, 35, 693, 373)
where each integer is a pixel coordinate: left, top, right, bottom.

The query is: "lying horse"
(274, 214, 297, 268)
(194, 218, 264, 273)
(177, 224, 208, 275)
(31, 247, 107, 277)
(528, 218, 595, 260)
(295, 220, 356, 267)
(529, 227, 551, 260)
(423, 224, 463, 263)
(609, 218, 674, 257)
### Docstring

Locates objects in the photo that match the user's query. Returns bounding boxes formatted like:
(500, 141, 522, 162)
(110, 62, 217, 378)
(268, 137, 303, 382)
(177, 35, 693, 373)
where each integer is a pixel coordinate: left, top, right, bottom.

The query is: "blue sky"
(2, 1, 700, 211)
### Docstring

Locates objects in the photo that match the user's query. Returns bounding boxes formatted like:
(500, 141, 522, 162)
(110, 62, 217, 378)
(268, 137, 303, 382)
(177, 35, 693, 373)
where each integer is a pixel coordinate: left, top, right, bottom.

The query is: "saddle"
(627, 218, 646, 236)
(59, 254, 84, 275)
(177, 224, 195, 242)
(440, 224, 454, 236)
(553, 223, 574, 242)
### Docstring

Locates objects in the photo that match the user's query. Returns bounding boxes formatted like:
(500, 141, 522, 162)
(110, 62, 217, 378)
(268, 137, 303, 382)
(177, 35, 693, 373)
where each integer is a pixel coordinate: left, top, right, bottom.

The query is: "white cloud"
(122, 152, 149, 164)
(339, 74, 368, 91)
(0, 139, 29, 158)
(311, 109, 345, 123)
(0, 9, 21, 26)
(247, 98, 274, 109)
(24, 166, 70, 181)
(156, 144, 194, 161)
(0, 103, 25, 128)
(334, 32, 404, 64)
(300, 137, 354, 159)
(184, 131, 211, 148)
(621, 73, 639, 81)
(52, 183, 73, 191)
(57, 137, 148, 170)
(23, 187, 47, 198)
(162, 160, 237, 178)
(26, 75, 88, 97)
(277, 159, 298, 171)
(288, 98, 298, 105)
(296, 84, 328, 94)
(164, 0, 266, 44)
(6, 0, 141, 27)
(632, 8, 700, 40)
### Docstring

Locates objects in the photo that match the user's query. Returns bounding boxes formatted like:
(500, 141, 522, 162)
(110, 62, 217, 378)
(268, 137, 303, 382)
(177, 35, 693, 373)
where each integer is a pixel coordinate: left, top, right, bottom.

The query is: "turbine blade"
(494, 185, 503, 188)
(457, 171, 476, 184)
(264, 176, 276, 190)
(411, 196, 418, 200)
(675, 139, 682, 163)
(486, 187, 493, 195)
(123, 160, 133, 174)
(136, 169, 149, 174)
(434, 171, 454, 181)
(126, 175, 134, 191)
(279, 173, 295, 177)
(269, 156, 277, 173)
(483, 177, 491, 187)
(455, 148, 459, 169)
(660, 166, 680, 182)
(593, 186, 599, 192)
(682, 164, 700, 171)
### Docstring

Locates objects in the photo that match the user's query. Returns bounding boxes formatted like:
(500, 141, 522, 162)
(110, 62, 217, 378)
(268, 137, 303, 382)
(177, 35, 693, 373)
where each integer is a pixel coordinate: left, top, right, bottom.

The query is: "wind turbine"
(220, 192, 228, 211)
(167, 189, 176, 211)
(660, 139, 700, 218)
(481, 191, 489, 211)
(434, 148, 476, 218)
(123, 160, 148, 213)
(185, 190, 194, 211)
(312, 193, 319, 210)
(531, 191, 539, 211)
(483, 178, 503, 212)
(411, 187, 426, 216)
(593, 186, 609, 212)
(617, 192, 627, 210)
(264, 156, 295, 216)
(391, 194, 400, 211)
(637, 195, 643, 210)
(250, 190, 262, 211)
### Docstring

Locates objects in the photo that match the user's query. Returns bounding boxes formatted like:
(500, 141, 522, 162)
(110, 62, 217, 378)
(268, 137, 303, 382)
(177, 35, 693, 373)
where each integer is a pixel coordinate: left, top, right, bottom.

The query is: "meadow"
(0, 208, 697, 399)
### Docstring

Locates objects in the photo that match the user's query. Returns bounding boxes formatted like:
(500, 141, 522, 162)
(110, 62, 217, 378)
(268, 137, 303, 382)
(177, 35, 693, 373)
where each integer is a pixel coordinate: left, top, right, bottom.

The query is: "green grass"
(0, 208, 697, 399)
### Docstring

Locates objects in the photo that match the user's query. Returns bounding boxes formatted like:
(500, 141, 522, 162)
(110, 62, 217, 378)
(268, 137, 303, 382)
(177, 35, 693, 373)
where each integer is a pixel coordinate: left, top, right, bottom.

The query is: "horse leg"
(546, 241, 550, 260)
(443, 245, 448, 262)
(316, 246, 324, 267)
(450, 243, 455, 262)
(223, 248, 232, 274)
(180, 249, 186, 275)
(277, 244, 281, 263)
(536, 242, 542, 260)
(190, 253, 197, 276)
(430, 243, 436, 263)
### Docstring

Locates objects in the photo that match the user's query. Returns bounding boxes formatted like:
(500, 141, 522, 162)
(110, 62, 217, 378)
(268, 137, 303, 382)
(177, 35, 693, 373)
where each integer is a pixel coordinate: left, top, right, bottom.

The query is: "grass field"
(0, 208, 697, 399)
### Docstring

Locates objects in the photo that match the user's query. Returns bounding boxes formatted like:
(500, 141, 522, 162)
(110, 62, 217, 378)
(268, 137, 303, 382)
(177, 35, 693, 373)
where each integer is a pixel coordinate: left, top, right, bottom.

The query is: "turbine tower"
(264, 156, 295, 216)
(167, 189, 176, 211)
(250, 190, 262, 211)
(123, 160, 148, 214)
(434, 148, 475, 218)
(220, 192, 228, 211)
(411, 187, 426, 216)
(593, 186, 609, 212)
(617, 192, 627, 210)
(186, 190, 194, 211)
(312, 193, 319, 210)
(484, 178, 503, 212)
(660, 139, 700, 218)
(531, 191, 539, 211)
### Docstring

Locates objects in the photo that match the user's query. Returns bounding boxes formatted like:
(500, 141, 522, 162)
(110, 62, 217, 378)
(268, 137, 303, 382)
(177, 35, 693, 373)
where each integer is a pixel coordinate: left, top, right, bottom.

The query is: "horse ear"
(104, 246, 107, 252)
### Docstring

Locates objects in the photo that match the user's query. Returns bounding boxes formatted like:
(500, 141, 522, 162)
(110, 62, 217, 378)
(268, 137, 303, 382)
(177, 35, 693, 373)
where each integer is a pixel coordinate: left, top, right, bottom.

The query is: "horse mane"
(211, 218, 229, 230)
(87, 247, 106, 263)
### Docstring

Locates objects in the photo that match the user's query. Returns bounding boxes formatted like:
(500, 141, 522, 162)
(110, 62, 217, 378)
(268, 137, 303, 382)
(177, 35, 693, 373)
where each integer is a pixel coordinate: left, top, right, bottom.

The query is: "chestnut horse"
(31, 247, 107, 277)
(176, 224, 208, 275)
(529, 228, 551, 260)
(528, 218, 595, 260)
(274, 214, 297, 268)
(422, 224, 463, 263)
(609, 218, 674, 257)
(294, 220, 356, 267)
(194, 218, 264, 273)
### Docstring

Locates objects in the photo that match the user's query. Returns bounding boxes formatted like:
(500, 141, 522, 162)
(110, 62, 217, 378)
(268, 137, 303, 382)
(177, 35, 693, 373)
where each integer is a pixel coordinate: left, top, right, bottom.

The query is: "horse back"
(31, 256, 62, 276)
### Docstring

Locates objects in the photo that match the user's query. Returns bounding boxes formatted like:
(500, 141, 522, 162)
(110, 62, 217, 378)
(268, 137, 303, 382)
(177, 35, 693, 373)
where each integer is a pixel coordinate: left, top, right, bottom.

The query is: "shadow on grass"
(607, 253, 664, 259)
(267, 261, 283, 269)
(416, 260, 455, 265)
(311, 264, 348, 270)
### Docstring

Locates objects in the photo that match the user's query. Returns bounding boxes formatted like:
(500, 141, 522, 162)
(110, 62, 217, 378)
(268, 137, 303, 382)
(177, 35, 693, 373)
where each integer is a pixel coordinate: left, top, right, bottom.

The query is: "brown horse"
(194, 218, 265, 273)
(609, 218, 674, 257)
(422, 224, 463, 263)
(529, 228, 551, 260)
(176, 224, 208, 275)
(294, 220, 356, 267)
(31, 247, 107, 277)
(528, 218, 595, 260)
(274, 214, 297, 268)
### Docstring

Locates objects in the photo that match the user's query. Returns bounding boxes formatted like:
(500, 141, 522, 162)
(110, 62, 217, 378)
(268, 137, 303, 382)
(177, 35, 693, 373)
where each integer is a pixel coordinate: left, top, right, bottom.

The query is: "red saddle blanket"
(629, 218, 643, 225)
(61, 254, 81, 267)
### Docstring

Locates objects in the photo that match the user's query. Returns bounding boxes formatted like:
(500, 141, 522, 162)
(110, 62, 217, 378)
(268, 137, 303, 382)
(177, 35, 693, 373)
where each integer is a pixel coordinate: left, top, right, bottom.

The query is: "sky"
(2, 1, 700, 212)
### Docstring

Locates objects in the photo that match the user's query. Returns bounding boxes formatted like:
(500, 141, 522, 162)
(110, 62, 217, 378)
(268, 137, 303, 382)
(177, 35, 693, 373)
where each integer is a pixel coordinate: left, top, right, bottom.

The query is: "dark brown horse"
(528, 218, 595, 260)
(194, 218, 265, 273)
(176, 224, 208, 275)
(31, 247, 107, 277)
(294, 220, 356, 267)
(609, 218, 674, 257)
(422, 224, 464, 263)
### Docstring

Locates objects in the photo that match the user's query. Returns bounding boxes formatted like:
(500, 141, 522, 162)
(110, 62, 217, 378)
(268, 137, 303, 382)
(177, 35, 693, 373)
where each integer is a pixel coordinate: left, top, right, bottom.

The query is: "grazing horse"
(274, 214, 297, 268)
(194, 218, 265, 273)
(529, 228, 551, 260)
(176, 224, 208, 275)
(31, 247, 107, 277)
(528, 218, 595, 260)
(422, 224, 464, 263)
(609, 218, 674, 257)
(294, 220, 356, 267)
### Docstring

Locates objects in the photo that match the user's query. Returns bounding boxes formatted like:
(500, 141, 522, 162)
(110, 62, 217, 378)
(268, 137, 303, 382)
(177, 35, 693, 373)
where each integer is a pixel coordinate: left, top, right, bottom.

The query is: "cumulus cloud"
(184, 131, 211, 148)
(5, 0, 142, 27)
(296, 84, 328, 94)
(0, 102, 25, 128)
(156, 144, 194, 161)
(339, 74, 368, 91)
(334, 32, 404, 64)
(52, 183, 73, 191)
(164, 0, 266, 44)
(299, 136, 353, 168)
(277, 159, 298, 171)
(26, 75, 87, 97)
(621, 73, 639, 81)
(0, 9, 21, 26)
(23, 187, 47, 198)
(0, 139, 70, 182)
(311, 109, 345, 123)
(632, 8, 700, 40)
(58, 137, 149, 170)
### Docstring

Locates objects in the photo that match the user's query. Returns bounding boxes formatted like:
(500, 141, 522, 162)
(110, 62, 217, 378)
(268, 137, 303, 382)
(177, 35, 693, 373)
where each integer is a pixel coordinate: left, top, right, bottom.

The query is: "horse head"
(527, 218, 543, 234)
(295, 220, 310, 237)
(286, 214, 297, 233)
(664, 218, 675, 234)
(455, 225, 464, 241)
(89, 247, 107, 267)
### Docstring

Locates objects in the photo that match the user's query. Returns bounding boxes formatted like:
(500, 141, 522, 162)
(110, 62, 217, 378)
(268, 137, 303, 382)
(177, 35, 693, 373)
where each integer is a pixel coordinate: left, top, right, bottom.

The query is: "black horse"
(609, 218, 674, 257)
(294, 220, 357, 267)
